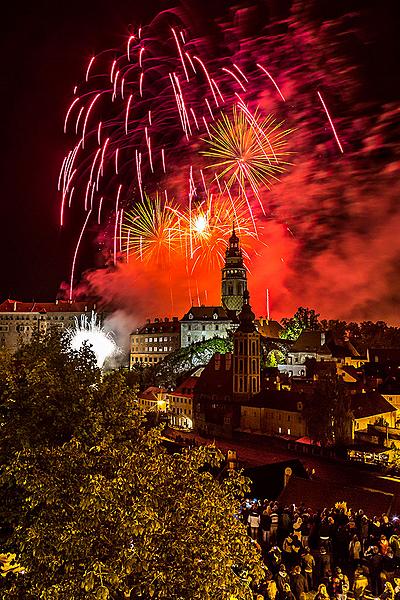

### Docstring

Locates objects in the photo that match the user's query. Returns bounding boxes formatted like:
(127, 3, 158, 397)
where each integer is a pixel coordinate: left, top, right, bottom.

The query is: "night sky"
(1, 0, 400, 324)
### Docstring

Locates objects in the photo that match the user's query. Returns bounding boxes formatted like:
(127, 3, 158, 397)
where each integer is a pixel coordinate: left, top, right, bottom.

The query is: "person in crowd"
(301, 546, 315, 592)
(368, 545, 383, 596)
(314, 583, 330, 600)
(262, 571, 278, 600)
(349, 534, 362, 569)
(390, 533, 400, 566)
(267, 546, 282, 575)
(270, 506, 279, 546)
(248, 507, 261, 540)
(281, 583, 296, 600)
(317, 547, 332, 585)
(393, 577, 400, 600)
(290, 565, 307, 600)
(261, 506, 272, 546)
(328, 567, 349, 600)
(352, 567, 369, 600)
(380, 581, 395, 600)
(276, 564, 290, 599)
(379, 534, 390, 556)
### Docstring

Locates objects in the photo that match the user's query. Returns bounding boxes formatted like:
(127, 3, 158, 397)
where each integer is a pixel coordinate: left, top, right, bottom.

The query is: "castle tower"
(221, 225, 247, 314)
(233, 290, 261, 401)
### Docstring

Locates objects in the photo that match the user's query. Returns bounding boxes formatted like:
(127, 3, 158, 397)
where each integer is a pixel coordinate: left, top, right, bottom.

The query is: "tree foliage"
(280, 307, 320, 340)
(130, 336, 233, 390)
(0, 332, 264, 599)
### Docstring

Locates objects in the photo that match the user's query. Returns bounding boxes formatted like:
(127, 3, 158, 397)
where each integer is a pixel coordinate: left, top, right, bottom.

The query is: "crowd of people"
(240, 500, 400, 600)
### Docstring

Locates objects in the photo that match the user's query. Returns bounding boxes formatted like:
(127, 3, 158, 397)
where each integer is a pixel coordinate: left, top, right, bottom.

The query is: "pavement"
(166, 429, 400, 514)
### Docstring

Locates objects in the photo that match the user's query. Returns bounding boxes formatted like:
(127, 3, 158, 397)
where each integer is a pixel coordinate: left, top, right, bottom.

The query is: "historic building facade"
(0, 299, 99, 351)
(129, 317, 180, 368)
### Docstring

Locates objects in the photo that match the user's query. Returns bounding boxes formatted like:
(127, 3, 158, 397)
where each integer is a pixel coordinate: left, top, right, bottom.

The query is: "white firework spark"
(67, 311, 118, 368)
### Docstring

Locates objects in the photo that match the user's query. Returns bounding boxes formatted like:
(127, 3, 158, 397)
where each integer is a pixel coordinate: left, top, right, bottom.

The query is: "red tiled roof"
(0, 299, 97, 313)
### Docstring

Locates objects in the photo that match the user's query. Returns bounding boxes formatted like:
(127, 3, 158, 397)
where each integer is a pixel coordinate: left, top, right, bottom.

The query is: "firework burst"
(67, 312, 118, 368)
(202, 105, 292, 202)
(123, 189, 258, 272)
(123, 192, 180, 264)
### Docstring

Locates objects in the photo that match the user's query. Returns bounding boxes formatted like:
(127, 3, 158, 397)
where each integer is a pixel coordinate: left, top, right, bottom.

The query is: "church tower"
(233, 290, 261, 401)
(221, 225, 247, 314)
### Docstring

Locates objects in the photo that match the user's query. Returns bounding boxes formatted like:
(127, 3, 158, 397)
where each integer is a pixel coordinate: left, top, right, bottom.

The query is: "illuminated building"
(129, 317, 180, 368)
(137, 386, 167, 411)
(0, 299, 99, 351)
(233, 289, 261, 401)
(166, 376, 198, 430)
(180, 226, 248, 348)
(221, 226, 247, 314)
(180, 306, 232, 348)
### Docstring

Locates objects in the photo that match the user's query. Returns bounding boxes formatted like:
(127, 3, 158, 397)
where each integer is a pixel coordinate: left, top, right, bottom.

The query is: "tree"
(280, 307, 320, 340)
(0, 332, 264, 598)
(131, 336, 234, 390)
(302, 374, 353, 447)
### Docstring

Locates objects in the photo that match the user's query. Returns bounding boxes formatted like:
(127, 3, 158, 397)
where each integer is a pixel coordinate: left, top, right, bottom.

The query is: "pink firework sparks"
(172, 28, 189, 82)
(257, 63, 286, 102)
(317, 91, 344, 154)
(127, 35, 135, 61)
(69, 209, 92, 301)
(81, 93, 101, 148)
(125, 94, 133, 135)
(222, 67, 246, 92)
(85, 56, 96, 82)
(64, 97, 80, 133)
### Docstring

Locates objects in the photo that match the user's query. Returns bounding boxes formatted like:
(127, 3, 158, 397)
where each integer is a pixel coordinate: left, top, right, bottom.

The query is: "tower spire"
(221, 228, 247, 314)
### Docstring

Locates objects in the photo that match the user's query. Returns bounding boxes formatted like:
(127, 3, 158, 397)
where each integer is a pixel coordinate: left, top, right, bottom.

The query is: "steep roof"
(138, 387, 166, 402)
(289, 330, 332, 355)
(243, 389, 307, 412)
(195, 353, 233, 396)
(173, 376, 199, 396)
(350, 392, 397, 419)
(181, 306, 231, 322)
(0, 299, 97, 313)
(256, 319, 284, 339)
(136, 319, 180, 334)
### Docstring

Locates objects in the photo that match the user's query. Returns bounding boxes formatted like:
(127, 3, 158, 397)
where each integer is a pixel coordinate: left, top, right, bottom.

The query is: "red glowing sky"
(1, 0, 400, 328)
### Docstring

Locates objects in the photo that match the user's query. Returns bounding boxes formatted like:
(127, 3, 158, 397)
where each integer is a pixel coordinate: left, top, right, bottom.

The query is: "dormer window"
(297, 401, 303, 411)
(188, 313, 193, 320)
(213, 312, 218, 320)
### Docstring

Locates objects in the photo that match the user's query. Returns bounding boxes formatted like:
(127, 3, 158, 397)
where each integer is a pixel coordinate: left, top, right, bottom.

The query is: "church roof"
(289, 330, 332, 355)
(350, 392, 397, 419)
(243, 389, 307, 412)
(181, 306, 231, 322)
(236, 290, 256, 333)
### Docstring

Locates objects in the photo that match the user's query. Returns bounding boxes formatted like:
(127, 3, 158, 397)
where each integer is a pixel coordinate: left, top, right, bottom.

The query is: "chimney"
(164, 317, 169, 322)
(155, 318, 159, 323)
(146, 318, 151, 324)
(172, 316, 178, 322)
